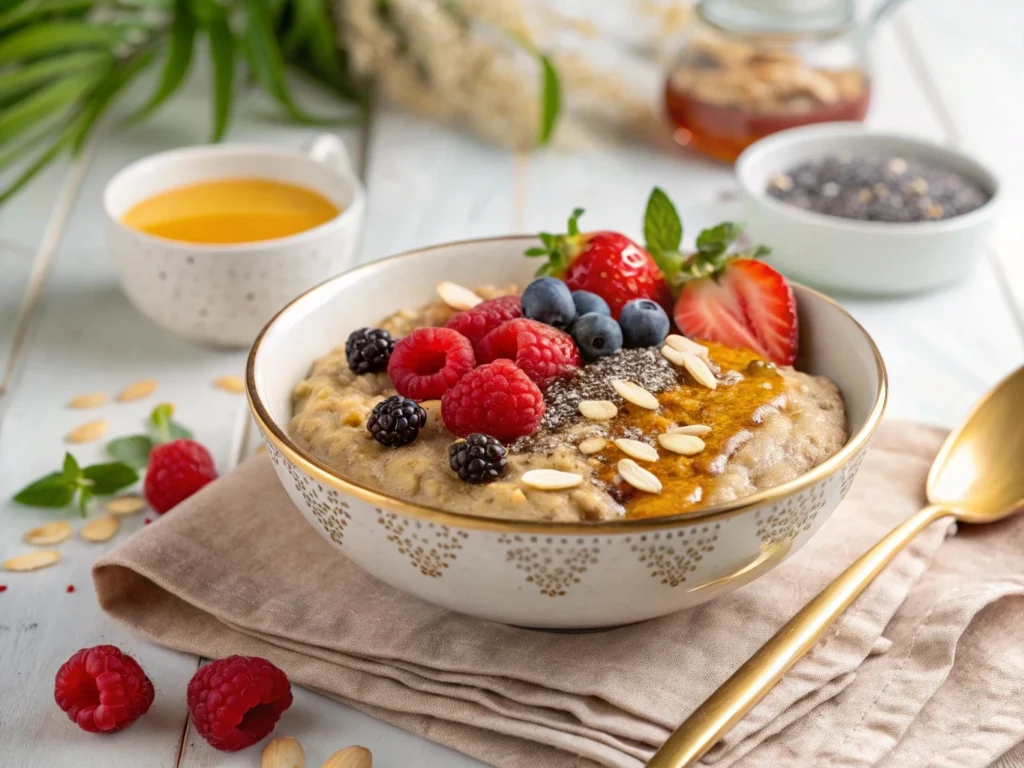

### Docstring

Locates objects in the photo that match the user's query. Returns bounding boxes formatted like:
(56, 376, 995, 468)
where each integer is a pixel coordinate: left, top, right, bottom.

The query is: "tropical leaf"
(0, 21, 123, 63)
(0, 126, 74, 205)
(207, 11, 235, 141)
(71, 48, 157, 152)
(0, 0, 94, 32)
(0, 71, 99, 144)
(0, 50, 110, 105)
(127, 0, 195, 122)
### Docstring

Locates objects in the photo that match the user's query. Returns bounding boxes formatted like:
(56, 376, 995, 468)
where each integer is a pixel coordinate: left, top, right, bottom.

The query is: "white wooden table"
(2, 4, 1023, 766)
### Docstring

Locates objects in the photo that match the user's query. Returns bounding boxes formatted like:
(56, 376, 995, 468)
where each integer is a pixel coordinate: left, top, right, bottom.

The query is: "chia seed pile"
(767, 154, 990, 223)
(511, 348, 680, 452)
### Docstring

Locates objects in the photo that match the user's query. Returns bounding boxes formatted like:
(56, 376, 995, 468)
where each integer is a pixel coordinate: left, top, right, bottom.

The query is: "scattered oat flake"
(67, 392, 108, 409)
(4, 550, 60, 572)
(658, 433, 706, 456)
(117, 378, 158, 402)
(213, 376, 245, 394)
(437, 282, 483, 310)
(618, 459, 662, 494)
(612, 380, 660, 410)
(80, 515, 119, 543)
(578, 437, 607, 455)
(521, 469, 584, 491)
(105, 495, 146, 515)
(613, 438, 659, 462)
(65, 419, 110, 444)
(24, 521, 72, 546)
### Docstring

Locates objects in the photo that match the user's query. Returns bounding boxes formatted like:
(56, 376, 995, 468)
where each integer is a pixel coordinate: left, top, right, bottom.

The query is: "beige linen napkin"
(93, 422, 1024, 767)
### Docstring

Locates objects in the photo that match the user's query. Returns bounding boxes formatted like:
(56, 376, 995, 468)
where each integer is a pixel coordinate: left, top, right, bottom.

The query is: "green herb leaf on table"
(150, 403, 192, 442)
(107, 435, 154, 469)
(11, 452, 138, 514)
(13, 471, 76, 508)
(82, 462, 140, 495)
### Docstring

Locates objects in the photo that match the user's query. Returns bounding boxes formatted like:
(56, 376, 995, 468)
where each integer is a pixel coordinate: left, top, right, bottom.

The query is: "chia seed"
(767, 153, 990, 223)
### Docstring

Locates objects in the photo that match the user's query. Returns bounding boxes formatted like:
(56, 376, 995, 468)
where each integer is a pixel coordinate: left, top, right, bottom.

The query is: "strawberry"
(525, 209, 671, 319)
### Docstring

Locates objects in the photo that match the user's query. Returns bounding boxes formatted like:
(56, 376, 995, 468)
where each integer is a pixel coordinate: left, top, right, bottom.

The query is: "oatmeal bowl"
(247, 198, 886, 629)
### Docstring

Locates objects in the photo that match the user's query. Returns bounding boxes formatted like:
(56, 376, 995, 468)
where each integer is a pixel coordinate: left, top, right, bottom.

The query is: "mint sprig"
(643, 187, 686, 275)
(106, 403, 193, 469)
(12, 453, 138, 515)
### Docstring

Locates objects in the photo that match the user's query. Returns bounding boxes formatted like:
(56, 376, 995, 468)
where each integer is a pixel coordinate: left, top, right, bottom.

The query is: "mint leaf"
(167, 421, 192, 440)
(696, 222, 742, 257)
(107, 435, 154, 469)
(643, 188, 683, 257)
(78, 487, 93, 516)
(537, 54, 560, 146)
(62, 452, 81, 481)
(12, 471, 74, 508)
(150, 403, 192, 443)
(82, 462, 139, 495)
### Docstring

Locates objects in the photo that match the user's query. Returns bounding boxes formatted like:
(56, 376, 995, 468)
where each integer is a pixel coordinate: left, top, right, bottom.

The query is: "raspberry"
(476, 318, 581, 388)
(54, 645, 155, 733)
(144, 439, 218, 514)
(441, 360, 545, 442)
(387, 327, 475, 401)
(187, 656, 293, 752)
(443, 295, 522, 348)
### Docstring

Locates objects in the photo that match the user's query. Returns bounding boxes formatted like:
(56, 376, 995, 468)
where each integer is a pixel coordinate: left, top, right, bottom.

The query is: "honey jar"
(664, 0, 871, 163)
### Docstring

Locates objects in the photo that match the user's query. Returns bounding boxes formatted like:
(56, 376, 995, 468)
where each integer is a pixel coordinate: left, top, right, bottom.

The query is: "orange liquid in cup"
(122, 179, 340, 245)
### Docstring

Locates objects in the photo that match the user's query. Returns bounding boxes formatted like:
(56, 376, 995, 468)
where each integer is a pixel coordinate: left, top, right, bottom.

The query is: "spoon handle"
(646, 503, 951, 768)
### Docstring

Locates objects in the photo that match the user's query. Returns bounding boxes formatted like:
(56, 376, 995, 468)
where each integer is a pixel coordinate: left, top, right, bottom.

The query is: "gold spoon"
(648, 365, 1024, 768)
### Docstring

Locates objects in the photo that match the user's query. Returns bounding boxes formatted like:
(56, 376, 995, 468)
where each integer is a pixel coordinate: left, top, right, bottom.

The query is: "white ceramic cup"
(104, 134, 365, 347)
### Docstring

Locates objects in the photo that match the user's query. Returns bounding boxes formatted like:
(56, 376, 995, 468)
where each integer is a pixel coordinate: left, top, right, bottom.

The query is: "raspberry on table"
(444, 295, 522, 349)
(345, 327, 395, 374)
(476, 318, 581, 388)
(448, 433, 509, 484)
(144, 438, 218, 514)
(387, 327, 476, 401)
(187, 656, 293, 752)
(367, 395, 427, 447)
(441, 360, 545, 443)
(54, 645, 155, 733)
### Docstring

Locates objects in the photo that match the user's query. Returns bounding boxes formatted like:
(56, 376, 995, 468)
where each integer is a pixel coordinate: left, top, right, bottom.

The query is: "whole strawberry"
(526, 209, 671, 319)
(55, 645, 155, 733)
(144, 439, 218, 513)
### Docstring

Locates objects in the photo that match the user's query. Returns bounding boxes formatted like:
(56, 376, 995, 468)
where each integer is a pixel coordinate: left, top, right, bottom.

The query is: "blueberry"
(571, 290, 610, 319)
(619, 299, 670, 348)
(521, 277, 576, 329)
(572, 312, 623, 361)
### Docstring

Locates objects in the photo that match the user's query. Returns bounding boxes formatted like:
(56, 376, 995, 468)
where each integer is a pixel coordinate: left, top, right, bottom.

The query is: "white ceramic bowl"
(736, 123, 1001, 296)
(247, 237, 887, 628)
(104, 135, 365, 348)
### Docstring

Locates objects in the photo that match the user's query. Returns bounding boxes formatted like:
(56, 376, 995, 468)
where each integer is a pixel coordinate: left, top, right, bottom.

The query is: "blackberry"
(448, 433, 508, 484)
(367, 396, 427, 447)
(346, 327, 395, 374)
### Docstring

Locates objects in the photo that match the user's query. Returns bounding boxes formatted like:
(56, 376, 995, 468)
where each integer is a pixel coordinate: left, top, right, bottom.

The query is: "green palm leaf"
(0, 70, 100, 144)
(0, 50, 111, 105)
(0, 0, 94, 32)
(127, 0, 195, 122)
(207, 11, 235, 140)
(72, 48, 157, 152)
(0, 124, 75, 205)
(0, 21, 123, 63)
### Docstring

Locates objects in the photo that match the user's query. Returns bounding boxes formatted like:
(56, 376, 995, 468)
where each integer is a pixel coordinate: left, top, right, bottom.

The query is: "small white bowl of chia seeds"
(736, 123, 1001, 296)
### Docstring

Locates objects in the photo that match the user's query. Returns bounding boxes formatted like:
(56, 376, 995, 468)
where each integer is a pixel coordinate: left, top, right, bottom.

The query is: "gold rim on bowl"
(246, 235, 888, 534)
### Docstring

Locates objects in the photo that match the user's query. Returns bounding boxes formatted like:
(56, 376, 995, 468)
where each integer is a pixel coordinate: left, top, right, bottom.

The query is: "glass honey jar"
(664, 0, 871, 163)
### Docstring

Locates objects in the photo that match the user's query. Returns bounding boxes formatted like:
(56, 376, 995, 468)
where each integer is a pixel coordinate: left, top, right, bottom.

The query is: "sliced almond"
(661, 343, 687, 367)
(668, 424, 712, 436)
(65, 419, 109, 444)
(578, 437, 608, 455)
(261, 736, 305, 768)
(23, 521, 72, 546)
(611, 380, 659, 410)
(4, 550, 60, 572)
(67, 392, 108, 409)
(105, 495, 147, 515)
(437, 281, 482, 311)
(613, 438, 659, 462)
(321, 746, 372, 768)
(578, 400, 617, 421)
(117, 378, 158, 402)
(213, 375, 245, 394)
(681, 352, 717, 390)
(521, 469, 584, 491)
(665, 334, 710, 359)
(617, 459, 662, 494)
(80, 515, 119, 543)
(658, 432, 706, 456)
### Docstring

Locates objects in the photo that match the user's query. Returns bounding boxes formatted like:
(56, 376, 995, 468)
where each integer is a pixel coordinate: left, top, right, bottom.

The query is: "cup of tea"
(104, 134, 365, 347)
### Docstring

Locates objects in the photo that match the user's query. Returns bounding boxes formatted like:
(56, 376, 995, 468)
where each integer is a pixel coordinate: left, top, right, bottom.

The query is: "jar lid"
(699, 0, 855, 35)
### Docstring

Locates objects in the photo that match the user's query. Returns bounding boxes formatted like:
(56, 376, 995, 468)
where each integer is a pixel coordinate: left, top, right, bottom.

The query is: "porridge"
(289, 192, 847, 522)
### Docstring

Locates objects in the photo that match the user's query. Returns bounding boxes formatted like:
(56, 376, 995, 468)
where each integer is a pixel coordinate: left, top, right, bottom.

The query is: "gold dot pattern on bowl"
(376, 510, 469, 578)
(628, 524, 721, 588)
(497, 534, 602, 598)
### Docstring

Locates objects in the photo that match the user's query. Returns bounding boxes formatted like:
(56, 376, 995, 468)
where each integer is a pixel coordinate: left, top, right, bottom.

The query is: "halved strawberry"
(674, 259, 798, 365)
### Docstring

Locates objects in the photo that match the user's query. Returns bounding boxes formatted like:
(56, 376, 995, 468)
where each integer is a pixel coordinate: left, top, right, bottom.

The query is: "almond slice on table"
(611, 380, 660, 410)
(665, 334, 710, 360)
(23, 521, 73, 546)
(668, 424, 712, 436)
(4, 550, 60, 572)
(618, 459, 662, 494)
(658, 432, 706, 456)
(578, 437, 608, 455)
(105, 495, 147, 515)
(578, 400, 618, 421)
(67, 392, 108, 409)
(117, 378, 158, 402)
(213, 375, 245, 394)
(261, 736, 305, 768)
(321, 746, 372, 768)
(65, 419, 109, 444)
(80, 515, 119, 543)
(437, 282, 483, 311)
(521, 469, 584, 491)
(613, 438, 659, 462)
